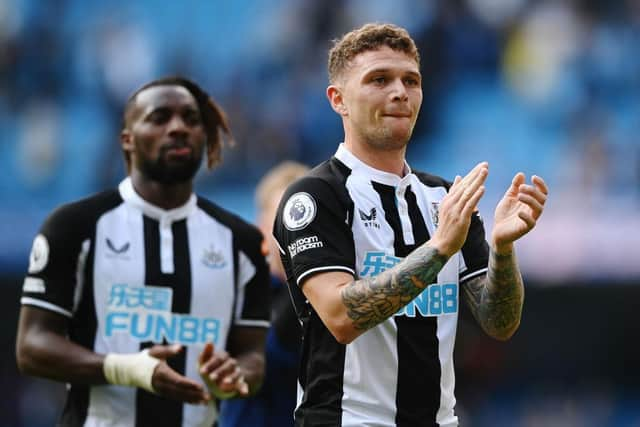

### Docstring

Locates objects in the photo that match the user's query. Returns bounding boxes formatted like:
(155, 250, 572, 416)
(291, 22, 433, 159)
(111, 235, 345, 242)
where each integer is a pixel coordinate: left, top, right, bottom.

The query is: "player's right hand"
(198, 342, 249, 399)
(148, 344, 210, 405)
(429, 162, 488, 257)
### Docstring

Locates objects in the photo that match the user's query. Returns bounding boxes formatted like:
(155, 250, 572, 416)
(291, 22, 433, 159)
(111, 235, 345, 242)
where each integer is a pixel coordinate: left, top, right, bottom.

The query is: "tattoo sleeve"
(341, 245, 448, 331)
(461, 249, 524, 340)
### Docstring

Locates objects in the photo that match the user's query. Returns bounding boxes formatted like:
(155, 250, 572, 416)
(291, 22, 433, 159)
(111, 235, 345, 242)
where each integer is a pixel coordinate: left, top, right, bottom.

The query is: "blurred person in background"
(221, 161, 309, 427)
(274, 23, 549, 427)
(15, 76, 270, 427)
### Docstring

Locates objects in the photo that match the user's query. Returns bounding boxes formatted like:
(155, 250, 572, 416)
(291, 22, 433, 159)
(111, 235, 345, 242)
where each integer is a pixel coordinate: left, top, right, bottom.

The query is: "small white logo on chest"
(202, 246, 227, 269)
(430, 202, 440, 228)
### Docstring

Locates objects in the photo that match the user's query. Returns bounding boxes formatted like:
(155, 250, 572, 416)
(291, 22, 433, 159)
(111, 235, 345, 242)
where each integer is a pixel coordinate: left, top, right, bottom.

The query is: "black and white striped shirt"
(21, 177, 270, 427)
(274, 144, 489, 427)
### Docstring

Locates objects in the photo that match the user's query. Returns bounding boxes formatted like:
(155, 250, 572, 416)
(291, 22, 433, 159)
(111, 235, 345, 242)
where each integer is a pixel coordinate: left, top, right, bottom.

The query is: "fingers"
(210, 357, 236, 383)
(532, 174, 549, 195)
(152, 362, 210, 404)
(449, 162, 486, 192)
(462, 184, 485, 217)
(505, 172, 526, 197)
(236, 375, 250, 396)
(198, 344, 249, 396)
(517, 210, 536, 229)
(457, 165, 487, 209)
(515, 175, 548, 220)
(198, 342, 214, 367)
(448, 162, 488, 204)
(430, 163, 488, 257)
(148, 344, 183, 359)
(517, 193, 544, 220)
(217, 366, 249, 396)
(199, 346, 239, 389)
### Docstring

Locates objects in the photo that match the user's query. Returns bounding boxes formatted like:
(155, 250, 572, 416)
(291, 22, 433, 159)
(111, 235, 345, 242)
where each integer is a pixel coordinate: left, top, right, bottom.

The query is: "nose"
(167, 115, 189, 137)
(390, 78, 409, 102)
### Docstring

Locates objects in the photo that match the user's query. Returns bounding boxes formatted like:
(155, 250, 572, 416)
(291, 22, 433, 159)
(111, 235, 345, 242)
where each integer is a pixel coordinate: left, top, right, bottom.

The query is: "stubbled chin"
(366, 128, 413, 151)
(386, 123, 414, 141)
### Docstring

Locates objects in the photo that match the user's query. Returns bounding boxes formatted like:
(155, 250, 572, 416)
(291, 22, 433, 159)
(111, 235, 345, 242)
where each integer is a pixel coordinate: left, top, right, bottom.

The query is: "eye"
(404, 77, 420, 87)
(183, 111, 202, 126)
(147, 109, 170, 124)
(371, 76, 386, 85)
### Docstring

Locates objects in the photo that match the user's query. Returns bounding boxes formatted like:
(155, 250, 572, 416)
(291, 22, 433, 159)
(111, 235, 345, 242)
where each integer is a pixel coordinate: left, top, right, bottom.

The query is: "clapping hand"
(149, 344, 210, 404)
(198, 342, 249, 399)
(491, 173, 548, 254)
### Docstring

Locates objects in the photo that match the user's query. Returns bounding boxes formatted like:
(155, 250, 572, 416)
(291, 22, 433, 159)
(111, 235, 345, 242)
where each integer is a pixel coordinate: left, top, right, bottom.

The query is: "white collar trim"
(118, 177, 197, 222)
(334, 143, 413, 186)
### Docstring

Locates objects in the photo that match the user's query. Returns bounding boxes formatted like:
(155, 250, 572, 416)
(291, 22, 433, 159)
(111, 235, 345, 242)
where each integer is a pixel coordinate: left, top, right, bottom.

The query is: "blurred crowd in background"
(1, 0, 639, 426)
(1, 0, 639, 281)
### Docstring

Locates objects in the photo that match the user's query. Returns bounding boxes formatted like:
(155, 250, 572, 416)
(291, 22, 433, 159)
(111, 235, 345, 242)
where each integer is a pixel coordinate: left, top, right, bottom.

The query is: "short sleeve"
(274, 176, 356, 287)
(21, 204, 91, 317)
(459, 211, 489, 283)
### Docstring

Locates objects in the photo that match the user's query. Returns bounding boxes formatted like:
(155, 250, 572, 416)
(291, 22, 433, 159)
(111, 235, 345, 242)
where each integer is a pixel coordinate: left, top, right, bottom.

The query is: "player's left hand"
(491, 173, 548, 253)
(198, 342, 249, 399)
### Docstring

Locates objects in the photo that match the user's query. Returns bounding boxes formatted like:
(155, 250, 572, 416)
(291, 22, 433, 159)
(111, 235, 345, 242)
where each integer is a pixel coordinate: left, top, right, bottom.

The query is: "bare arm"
(461, 248, 524, 340)
(462, 173, 548, 340)
(304, 245, 448, 344)
(341, 244, 448, 331)
(227, 326, 267, 395)
(16, 305, 106, 383)
(304, 163, 489, 344)
(16, 305, 209, 403)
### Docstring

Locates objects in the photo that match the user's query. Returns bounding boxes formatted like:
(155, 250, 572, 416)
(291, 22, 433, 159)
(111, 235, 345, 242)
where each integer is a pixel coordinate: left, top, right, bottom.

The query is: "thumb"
(148, 343, 182, 360)
(237, 377, 249, 396)
(506, 172, 525, 197)
(199, 342, 214, 367)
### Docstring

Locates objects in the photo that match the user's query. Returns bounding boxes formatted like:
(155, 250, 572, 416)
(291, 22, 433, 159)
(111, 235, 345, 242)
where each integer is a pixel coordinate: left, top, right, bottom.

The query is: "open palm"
(492, 173, 548, 250)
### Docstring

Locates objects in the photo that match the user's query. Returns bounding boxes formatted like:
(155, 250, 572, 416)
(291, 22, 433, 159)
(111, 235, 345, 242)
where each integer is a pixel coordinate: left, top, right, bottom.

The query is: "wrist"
(427, 238, 455, 259)
(103, 350, 160, 393)
(491, 238, 514, 256)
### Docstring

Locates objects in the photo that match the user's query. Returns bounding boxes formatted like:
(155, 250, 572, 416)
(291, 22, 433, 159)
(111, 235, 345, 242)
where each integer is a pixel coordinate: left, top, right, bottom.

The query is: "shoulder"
(412, 170, 452, 191)
(282, 158, 353, 207)
(43, 189, 122, 231)
(196, 197, 262, 244)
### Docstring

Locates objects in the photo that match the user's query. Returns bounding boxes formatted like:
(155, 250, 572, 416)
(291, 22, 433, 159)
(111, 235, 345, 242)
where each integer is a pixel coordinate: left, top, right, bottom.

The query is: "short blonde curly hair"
(328, 23, 420, 84)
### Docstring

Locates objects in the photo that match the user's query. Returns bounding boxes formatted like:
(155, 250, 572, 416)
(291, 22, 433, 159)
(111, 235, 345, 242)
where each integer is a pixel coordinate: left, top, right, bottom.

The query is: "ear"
(327, 85, 348, 116)
(121, 129, 134, 153)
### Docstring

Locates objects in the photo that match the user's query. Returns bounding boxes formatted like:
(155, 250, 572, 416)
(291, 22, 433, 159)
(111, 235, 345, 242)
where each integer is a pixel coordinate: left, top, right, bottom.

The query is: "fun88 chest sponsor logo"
(360, 251, 458, 317)
(105, 284, 221, 345)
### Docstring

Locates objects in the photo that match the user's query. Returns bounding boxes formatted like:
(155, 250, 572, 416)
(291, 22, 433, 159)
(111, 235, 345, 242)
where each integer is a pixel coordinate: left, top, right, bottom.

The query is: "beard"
(137, 146, 203, 185)
(361, 121, 415, 151)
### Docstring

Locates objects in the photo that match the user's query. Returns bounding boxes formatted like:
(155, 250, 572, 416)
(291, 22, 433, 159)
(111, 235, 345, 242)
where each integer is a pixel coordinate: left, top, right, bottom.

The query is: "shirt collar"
(118, 177, 197, 222)
(334, 143, 413, 186)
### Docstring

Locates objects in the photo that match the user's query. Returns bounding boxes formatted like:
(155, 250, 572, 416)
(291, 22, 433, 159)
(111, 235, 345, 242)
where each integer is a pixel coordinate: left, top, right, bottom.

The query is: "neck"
(343, 137, 407, 177)
(129, 170, 194, 210)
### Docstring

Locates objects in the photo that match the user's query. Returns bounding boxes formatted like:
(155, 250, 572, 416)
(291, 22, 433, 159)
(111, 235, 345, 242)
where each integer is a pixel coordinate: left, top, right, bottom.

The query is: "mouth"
(383, 113, 412, 119)
(163, 141, 193, 158)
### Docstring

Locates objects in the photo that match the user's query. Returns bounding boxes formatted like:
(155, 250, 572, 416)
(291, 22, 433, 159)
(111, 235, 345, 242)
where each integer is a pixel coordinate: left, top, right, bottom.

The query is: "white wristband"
(103, 350, 160, 393)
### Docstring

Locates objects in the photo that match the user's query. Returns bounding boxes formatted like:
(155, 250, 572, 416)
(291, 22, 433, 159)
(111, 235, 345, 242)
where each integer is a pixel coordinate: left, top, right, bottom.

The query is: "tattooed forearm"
(341, 245, 448, 331)
(462, 249, 524, 340)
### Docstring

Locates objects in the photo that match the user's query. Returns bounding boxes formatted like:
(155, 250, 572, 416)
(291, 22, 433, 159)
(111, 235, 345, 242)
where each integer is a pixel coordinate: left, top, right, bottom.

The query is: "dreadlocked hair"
(122, 76, 234, 171)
